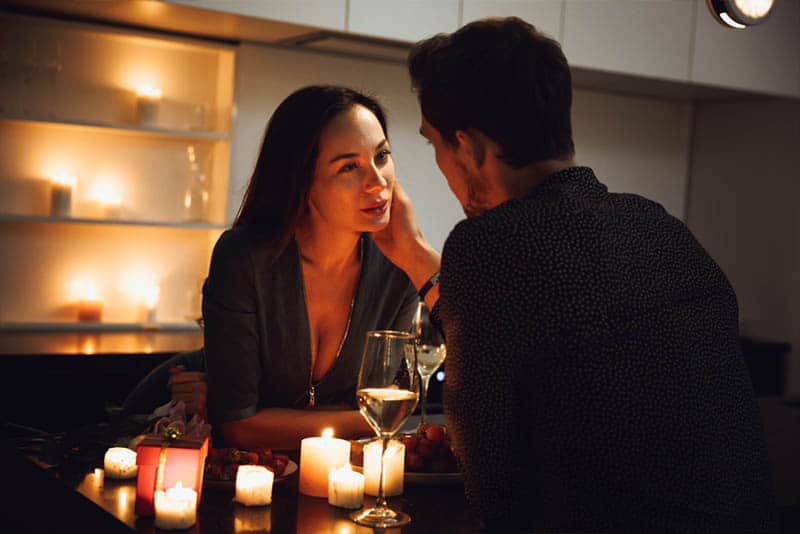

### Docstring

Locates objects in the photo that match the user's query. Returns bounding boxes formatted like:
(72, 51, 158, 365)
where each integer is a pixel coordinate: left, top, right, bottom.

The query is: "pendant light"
(706, 0, 775, 29)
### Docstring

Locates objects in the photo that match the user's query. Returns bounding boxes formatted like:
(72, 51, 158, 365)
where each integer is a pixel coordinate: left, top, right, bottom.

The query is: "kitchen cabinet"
(691, 0, 800, 97)
(562, 0, 694, 82)
(461, 0, 564, 42)
(163, 0, 347, 31)
(347, 0, 460, 42)
(0, 13, 234, 331)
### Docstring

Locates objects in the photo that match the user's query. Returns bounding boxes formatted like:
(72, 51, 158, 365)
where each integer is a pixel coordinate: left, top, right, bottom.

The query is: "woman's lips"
(361, 200, 388, 216)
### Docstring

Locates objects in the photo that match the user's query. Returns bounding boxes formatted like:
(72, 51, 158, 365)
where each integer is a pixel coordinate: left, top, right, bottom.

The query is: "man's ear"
(455, 129, 486, 170)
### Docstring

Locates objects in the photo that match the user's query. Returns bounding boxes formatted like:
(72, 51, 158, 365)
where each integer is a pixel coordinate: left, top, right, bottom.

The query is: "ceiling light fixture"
(706, 0, 775, 29)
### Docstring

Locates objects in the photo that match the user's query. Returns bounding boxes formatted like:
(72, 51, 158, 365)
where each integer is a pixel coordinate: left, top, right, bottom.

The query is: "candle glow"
(299, 427, 351, 498)
(328, 464, 364, 509)
(235, 465, 274, 506)
(154, 480, 197, 530)
(104, 447, 138, 479)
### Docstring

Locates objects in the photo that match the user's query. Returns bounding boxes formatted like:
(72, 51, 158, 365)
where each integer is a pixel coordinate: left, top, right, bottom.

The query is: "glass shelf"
(0, 115, 228, 141)
(0, 322, 201, 333)
(0, 214, 227, 230)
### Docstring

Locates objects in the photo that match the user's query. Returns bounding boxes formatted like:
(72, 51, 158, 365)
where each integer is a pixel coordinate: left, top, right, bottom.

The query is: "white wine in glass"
(351, 330, 418, 528)
(413, 302, 446, 427)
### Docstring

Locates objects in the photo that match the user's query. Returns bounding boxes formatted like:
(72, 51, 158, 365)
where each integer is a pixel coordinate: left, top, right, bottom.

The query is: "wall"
(229, 43, 693, 253)
(688, 98, 800, 395)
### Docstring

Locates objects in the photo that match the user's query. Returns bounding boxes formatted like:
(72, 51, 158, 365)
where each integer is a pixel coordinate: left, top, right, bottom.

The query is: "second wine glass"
(413, 301, 446, 428)
(351, 330, 418, 528)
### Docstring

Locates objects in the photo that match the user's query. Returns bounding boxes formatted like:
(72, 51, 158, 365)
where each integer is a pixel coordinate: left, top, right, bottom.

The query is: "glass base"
(350, 506, 411, 528)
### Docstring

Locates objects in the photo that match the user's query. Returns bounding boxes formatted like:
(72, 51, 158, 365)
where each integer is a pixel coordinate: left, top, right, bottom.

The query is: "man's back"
(439, 166, 774, 532)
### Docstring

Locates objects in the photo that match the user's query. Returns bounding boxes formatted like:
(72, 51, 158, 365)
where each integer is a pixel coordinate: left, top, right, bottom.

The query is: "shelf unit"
(0, 12, 234, 334)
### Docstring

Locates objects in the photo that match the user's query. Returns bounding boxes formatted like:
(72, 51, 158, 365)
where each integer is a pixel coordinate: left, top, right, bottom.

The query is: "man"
(373, 17, 775, 532)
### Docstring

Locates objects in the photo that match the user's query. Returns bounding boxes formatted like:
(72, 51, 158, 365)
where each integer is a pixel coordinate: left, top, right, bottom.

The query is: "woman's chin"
(360, 216, 390, 233)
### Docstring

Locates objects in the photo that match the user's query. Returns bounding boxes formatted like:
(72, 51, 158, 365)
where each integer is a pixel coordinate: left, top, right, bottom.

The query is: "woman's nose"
(364, 164, 389, 193)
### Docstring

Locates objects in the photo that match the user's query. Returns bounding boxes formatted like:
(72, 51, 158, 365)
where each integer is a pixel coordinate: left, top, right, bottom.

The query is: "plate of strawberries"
(204, 447, 297, 488)
(351, 423, 461, 485)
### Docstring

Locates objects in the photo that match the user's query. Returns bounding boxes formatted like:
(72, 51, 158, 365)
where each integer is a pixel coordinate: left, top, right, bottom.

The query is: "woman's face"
(307, 104, 395, 234)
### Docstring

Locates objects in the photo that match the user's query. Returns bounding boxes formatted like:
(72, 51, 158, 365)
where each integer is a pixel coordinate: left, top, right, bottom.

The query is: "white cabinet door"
(461, 0, 564, 42)
(348, 0, 460, 42)
(691, 0, 800, 97)
(163, 0, 347, 31)
(563, 0, 694, 81)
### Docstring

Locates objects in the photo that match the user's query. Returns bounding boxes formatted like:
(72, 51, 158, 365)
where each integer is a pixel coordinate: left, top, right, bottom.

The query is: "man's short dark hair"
(408, 17, 575, 167)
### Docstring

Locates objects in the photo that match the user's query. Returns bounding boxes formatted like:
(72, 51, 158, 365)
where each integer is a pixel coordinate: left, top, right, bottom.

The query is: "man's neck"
(483, 157, 575, 209)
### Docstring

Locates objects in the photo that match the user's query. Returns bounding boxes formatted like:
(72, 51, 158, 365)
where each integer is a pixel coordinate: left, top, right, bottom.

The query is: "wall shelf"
(0, 213, 227, 230)
(0, 115, 228, 141)
(0, 322, 201, 333)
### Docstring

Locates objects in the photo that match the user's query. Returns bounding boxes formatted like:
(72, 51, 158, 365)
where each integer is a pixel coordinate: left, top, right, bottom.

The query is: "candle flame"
(322, 428, 334, 439)
(136, 84, 163, 99)
(88, 181, 123, 206)
(49, 171, 77, 188)
(175, 480, 183, 490)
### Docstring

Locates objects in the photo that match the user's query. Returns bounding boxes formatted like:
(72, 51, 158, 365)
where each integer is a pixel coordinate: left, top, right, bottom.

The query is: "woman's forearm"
(221, 407, 371, 450)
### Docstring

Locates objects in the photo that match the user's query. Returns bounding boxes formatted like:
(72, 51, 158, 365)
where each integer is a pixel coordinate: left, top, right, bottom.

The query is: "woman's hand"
(168, 367, 208, 421)
(372, 181, 441, 296)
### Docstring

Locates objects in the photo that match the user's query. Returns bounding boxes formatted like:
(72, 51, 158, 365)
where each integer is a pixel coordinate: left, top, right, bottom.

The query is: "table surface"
(24, 414, 480, 533)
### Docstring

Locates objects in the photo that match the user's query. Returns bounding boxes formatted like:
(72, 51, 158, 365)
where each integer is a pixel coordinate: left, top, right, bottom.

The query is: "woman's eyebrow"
(328, 139, 388, 164)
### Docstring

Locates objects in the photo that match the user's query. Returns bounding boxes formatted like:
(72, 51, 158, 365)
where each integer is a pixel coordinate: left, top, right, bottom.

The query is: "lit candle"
(87, 181, 123, 219)
(154, 481, 197, 530)
(75, 279, 103, 322)
(49, 172, 76, 217)
(136, 84, 162, 126)
(104, 447, 138, 479)
(328, 464, 364, 509)
(144, 284, 159, 324)
(93, 468, 105, 487)
(298, 428, 350, 497)
(235, 465, 274, 506)
(363, 439, 405, 497)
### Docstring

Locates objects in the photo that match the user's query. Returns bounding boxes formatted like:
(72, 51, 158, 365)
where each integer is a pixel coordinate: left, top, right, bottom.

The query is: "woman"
(202, 86, 419, 450)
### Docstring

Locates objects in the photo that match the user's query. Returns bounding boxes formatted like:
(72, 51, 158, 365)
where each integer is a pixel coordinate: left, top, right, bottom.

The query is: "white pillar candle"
(154, 481, 197, 530)
(136, 85, 162, 126)
(103, 447, 138, 479)
(299, 428, 351, 497)
(49, 172, 76, 217)
(363, 439, 405, 497)
(328, 464, 364, 509)
(235, 465, 274, 506)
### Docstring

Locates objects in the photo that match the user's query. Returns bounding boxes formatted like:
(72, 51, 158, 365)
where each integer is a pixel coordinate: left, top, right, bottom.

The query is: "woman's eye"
(375, 149, 392, 163)
(339, 162, 358, 173)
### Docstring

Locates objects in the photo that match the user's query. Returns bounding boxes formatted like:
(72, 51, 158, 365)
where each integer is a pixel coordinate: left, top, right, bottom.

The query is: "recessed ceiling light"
(706, 0, 775, 29)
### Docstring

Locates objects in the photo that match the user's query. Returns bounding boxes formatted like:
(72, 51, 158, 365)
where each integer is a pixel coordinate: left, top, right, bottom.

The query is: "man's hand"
(168, 367, 208, 421)
(372, 181, 441, 296)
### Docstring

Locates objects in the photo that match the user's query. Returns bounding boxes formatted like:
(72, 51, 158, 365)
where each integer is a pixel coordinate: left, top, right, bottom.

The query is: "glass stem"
(375, 436, 389, 510)
(420, 374, 431, 426)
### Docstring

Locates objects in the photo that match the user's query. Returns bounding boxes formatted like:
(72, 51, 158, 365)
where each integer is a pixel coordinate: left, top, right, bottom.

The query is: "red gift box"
(135, 435, 209, 517)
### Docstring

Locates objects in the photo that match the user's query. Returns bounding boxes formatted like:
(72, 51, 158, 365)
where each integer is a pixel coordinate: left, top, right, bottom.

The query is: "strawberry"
(405, 451, 424, 472)
(424, 425, 445, 443)
(258, 449, 274, 466)
(416, 437, 436, 459)
(240, 451, 259, 465)
(401, 434, 419, 454)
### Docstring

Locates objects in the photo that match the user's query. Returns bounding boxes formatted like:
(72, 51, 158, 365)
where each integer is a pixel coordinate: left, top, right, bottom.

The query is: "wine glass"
(351, 330, 418, 528)
(413, 301, 446, 429)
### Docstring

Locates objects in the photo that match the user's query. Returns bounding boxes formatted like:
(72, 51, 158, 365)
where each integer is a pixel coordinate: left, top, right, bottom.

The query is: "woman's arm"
(222, 408, 371, 450)
(372, 182, 441, 311)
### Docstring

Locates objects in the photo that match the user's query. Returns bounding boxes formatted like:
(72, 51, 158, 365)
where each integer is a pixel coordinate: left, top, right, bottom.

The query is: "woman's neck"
(294, 220, 361, 273)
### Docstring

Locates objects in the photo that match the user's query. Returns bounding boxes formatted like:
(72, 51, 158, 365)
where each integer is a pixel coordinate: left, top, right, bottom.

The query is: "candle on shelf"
(49, 172, 76, 217)
(144, 284, 159, 324)
(87, 181, 123, 219)
(104, 447, 138, 479)
(74, 279, 103, 322)
(136, 84, 162, 126)
(154, 481, 197, 530)
(93, 468, 105, 487)
(299, 428, 350, 497)
(235, 465, 274, 506)
(328, 464, 364, 509)
(363, 439, 405, 497)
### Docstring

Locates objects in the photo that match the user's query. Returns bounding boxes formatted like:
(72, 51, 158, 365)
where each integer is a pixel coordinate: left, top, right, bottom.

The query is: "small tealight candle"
(235, 465, 274, 506)
(299, 428, 351, 498)
(49, 172, 76, 217)
(104, 447, 138, 479)
(328, 464, 364, 509)
(144, 284, 159, 324)
(154, 481, 197, 530)
(136, 84, 162, 126)
(78, 298, 103, 322)
(364, 439, 405, 497)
